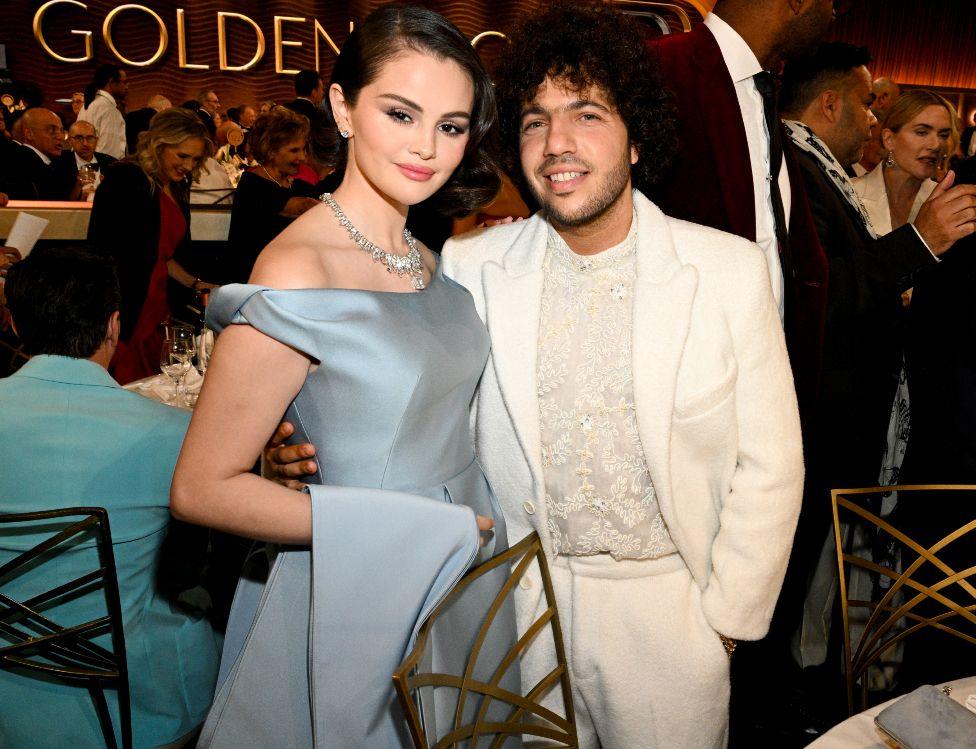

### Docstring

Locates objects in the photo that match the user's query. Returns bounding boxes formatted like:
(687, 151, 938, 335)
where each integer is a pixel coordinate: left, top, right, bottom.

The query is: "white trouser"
(523, 553, 730, 749)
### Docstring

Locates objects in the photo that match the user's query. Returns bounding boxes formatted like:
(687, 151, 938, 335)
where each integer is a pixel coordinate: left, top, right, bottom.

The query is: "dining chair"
(831, 485, 976, 714)
(393, 531, 578, 748)
(0, 506, 132, 749)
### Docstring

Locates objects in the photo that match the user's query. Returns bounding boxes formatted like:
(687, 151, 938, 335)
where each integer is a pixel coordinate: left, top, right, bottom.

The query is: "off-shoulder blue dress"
(197, 263, 521, 748)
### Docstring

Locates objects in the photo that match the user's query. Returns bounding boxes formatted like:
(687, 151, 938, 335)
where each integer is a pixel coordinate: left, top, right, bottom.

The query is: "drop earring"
(884, 150, 896, 169)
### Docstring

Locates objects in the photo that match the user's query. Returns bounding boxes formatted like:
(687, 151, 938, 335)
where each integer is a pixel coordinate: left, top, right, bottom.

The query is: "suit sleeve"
(700, 248, 805, 640)
(804, 166, 935, 302)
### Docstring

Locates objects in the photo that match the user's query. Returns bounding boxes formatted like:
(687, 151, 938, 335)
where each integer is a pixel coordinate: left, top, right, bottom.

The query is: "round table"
(808, 676, 976, 748)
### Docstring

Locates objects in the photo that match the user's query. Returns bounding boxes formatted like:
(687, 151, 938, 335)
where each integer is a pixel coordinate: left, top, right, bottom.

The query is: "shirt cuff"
(910, 223, 940, 263)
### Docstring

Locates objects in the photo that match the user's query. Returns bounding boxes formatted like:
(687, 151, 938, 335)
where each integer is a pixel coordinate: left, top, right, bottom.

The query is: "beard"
(835, 104, 867, 167)
(528, 151, 633, 229)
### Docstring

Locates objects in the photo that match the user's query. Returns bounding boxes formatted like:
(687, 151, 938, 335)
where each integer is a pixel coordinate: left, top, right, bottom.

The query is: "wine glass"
(159, 328, 195, 406)
(79, 163, 98, 200)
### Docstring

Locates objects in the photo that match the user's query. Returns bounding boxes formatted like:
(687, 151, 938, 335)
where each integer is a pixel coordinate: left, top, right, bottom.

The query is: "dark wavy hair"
(325, 4, 500, 216)
(494, 1, 676, 195)
(6, 248, 120, 358)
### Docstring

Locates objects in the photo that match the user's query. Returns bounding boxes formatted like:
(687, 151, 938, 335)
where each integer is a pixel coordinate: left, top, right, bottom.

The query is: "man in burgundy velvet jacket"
(647, 0, 835, 421)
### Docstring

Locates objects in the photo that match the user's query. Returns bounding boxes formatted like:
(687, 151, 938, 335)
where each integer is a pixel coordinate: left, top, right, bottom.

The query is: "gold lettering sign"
(32, 0, 93, 63)
(313, 18, 340, 72)
(176, 8, 208, 69)
(470, 30, 506, 49)
(274, 15, 305, 75)
(103, 4, 168, 67)
(218, 12, 266, 72)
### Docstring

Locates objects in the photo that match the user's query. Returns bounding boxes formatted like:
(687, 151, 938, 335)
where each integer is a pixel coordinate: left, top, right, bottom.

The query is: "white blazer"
(852, 163, 936, 236)
(442, 191, 804, 641)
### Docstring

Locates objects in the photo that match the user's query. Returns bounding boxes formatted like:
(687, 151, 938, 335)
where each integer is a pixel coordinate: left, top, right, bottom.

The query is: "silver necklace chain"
(319, 192, 426, 290)
(261, 166, 282, 187)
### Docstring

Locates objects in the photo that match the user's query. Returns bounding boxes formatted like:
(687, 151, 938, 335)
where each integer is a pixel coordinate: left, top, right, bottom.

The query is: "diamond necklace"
(319, 192, 426, 290)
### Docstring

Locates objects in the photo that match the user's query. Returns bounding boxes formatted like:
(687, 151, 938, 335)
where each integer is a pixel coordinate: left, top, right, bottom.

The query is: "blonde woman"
(89, 107, 219, 383)
(853, 90, 958, 234)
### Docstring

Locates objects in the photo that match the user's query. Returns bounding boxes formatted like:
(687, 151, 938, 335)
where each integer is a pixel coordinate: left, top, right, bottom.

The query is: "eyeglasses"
(70, 135, 98, 143)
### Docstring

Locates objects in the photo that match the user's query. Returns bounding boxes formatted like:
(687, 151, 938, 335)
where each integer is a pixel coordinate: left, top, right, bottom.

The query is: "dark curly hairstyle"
(325, 4, 500, 216)
(6, 247, 120, 358)
(494, 1, 676, 195)
(780, 42, 872, 117)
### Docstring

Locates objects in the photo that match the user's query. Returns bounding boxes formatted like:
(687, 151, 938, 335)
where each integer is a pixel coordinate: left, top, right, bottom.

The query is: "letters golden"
(32, 0, 93, 63)
(103, 4, 168, 67)
(31, 2, 507, 75)
(177, 8, 208, 70)
(217, 12, 265, 72)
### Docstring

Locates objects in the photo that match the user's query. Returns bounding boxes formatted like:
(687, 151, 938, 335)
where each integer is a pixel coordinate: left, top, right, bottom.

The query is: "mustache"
(535, 155, 593, 177)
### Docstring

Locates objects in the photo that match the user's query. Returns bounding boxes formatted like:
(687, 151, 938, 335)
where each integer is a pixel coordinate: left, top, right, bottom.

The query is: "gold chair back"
(393, 531, 577, 748)
(613, 1, 695, 33)
(831, 485, 976, 714)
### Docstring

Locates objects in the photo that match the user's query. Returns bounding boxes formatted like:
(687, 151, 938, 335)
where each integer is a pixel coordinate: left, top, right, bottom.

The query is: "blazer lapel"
(482, 219, 548, 494)
(859, 165, 892, 235)
(630, 194, 699, 538)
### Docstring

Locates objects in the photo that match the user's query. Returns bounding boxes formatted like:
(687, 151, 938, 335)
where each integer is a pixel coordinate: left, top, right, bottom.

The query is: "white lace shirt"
(537, 217, 677, 561)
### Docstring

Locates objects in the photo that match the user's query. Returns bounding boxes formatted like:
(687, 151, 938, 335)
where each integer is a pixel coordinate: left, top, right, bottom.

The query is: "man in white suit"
(440, 6, 802, 747)
(270, 5, 803, 745)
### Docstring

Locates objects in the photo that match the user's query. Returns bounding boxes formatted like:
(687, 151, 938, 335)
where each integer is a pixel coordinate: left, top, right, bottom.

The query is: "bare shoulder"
(249, 202, 342, 289)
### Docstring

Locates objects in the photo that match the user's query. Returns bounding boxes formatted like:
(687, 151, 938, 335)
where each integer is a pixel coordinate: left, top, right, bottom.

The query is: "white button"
(519, 577, 533, 590)
(522, 501, 535, 515)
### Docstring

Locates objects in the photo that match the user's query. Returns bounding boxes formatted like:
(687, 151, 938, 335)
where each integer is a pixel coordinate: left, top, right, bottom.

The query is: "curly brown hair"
(250, 107, 310, 165)
(494, 1, 676, 195)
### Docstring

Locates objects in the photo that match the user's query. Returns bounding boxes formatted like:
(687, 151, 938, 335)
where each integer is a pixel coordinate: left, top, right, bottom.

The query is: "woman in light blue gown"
(171, 7, 520, 747)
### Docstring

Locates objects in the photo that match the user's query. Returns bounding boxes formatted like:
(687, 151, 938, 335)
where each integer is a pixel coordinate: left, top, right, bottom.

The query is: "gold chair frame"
(393, 531, 578, 748)
(613, 1, 695, 33)
(831, 485, 976, 714)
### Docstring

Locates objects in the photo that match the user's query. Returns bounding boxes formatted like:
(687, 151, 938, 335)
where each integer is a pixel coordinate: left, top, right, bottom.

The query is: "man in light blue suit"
(0, 248, 220, 748)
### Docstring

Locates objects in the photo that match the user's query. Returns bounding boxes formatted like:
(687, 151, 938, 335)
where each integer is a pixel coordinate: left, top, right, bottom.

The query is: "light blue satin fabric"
(198, 268, 521, 747)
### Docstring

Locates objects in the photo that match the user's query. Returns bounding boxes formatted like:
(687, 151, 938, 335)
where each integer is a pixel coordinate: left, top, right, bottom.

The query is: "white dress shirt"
(77, 90, 126, 160)
(705, 12, 791, 323)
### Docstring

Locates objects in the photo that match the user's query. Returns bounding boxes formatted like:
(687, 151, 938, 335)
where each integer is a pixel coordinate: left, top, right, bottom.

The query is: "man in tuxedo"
(647, 0, 836, 423)
(54, 120, 117, 201)
(196, 89, 220, 138)
(284, 70, 325, 123)
(778, 41, 976, 670)
(1, 108, 66, 200)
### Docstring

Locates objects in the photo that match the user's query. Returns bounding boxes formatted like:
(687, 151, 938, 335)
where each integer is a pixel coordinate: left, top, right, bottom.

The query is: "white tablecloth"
(123, 368, 203, 409)
(808, 676, 976, 748)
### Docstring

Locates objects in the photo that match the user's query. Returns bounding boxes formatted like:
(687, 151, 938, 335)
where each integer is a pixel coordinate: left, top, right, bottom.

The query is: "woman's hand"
(476, 515, 495, 547)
